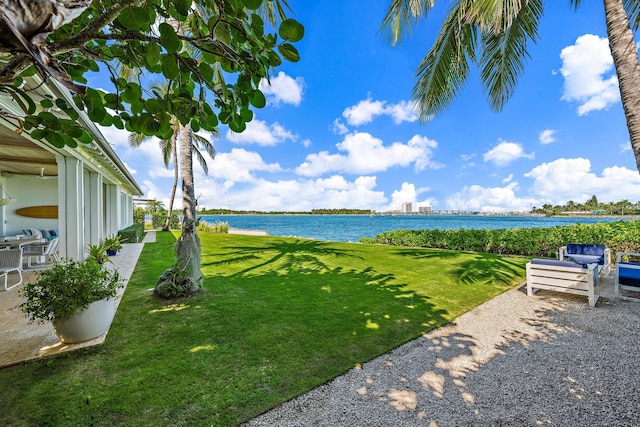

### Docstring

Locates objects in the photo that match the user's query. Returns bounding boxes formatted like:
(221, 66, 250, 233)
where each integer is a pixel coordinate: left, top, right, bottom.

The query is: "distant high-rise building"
(419, 205, 432, 213)
(401, 202, 412, 214)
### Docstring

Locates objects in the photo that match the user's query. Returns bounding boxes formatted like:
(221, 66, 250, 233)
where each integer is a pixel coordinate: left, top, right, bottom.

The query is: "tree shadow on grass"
(391, 247, 526, 286)
(202, 238, 364, 276)
(199, 239, 450, 376)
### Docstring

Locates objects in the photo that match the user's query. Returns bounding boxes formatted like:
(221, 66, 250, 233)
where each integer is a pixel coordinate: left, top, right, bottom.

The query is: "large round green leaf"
(278, 43, 300, 62)
(159, 23, 181, 53)
(249, 90, 266, 108)
(175, 0, 191, 16)
(30, 129, 46, 140)
(242, 0, 262, 10)
(117, 6, 150, 31)
(161, 55, 180, 80)
(279, 19, 304, 42)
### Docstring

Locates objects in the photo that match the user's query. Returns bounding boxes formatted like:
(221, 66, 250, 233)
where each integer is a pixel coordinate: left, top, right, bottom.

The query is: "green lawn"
(0, 232, 528, 426)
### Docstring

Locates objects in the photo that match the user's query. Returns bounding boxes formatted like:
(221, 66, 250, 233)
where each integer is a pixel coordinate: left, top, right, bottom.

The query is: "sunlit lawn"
(0, 231, 528, 426)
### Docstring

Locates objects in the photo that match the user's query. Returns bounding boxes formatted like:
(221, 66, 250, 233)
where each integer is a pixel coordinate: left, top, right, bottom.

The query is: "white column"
(86, 171, 103, 244)
(104, 184, 119, 236)
(56, 155, 85, 259)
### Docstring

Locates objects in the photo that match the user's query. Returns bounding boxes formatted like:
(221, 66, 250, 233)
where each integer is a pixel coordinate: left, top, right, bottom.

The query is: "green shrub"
(196, 220, 229, 233)
(363, 220, 640, 258)
(152, 211, 181, 229)
(118, 223, 144, 243)
(133, 207, 145, 225)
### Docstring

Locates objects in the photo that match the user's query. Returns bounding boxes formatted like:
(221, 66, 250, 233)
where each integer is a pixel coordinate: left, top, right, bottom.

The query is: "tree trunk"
(176, 123, 203, 291)
(604, 0, 640, 172)
(155, 123, 203, 297)
(162, 131, 179, 232)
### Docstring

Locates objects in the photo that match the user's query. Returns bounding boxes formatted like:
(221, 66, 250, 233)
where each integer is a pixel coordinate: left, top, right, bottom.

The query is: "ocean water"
(199, 214, 627, 243)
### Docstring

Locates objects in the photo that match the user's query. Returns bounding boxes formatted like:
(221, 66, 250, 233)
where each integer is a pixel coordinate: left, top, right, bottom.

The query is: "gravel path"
(244, 279, 640, 426)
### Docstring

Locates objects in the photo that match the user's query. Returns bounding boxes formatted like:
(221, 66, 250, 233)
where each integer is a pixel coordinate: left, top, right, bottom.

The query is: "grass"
(0, 232, 528, 426)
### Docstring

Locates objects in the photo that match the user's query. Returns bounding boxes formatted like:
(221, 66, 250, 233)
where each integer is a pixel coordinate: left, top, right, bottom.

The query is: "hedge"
(118, 223, 145, 244)
(361, 220, 640, 259)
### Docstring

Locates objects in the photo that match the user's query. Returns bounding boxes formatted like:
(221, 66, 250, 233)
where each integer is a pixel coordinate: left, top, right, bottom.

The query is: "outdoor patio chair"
(558, 243, 610, 276)
(0, 247, 23, 290)
(614, 252, 640, 302)
(22, 238, 60, 269)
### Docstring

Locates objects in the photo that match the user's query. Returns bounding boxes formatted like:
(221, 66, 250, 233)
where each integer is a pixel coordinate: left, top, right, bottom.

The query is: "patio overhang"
(0, 76, 143, 258)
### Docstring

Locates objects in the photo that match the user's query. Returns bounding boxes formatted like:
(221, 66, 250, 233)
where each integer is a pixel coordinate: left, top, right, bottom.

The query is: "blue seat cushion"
(618, 263, 640, 288)
(531, 258, 587, 269)
(565, 244, 605, 265)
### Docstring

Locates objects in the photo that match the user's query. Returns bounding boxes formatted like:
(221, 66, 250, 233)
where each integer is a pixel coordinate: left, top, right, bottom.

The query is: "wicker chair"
(0, 247, 23, 290)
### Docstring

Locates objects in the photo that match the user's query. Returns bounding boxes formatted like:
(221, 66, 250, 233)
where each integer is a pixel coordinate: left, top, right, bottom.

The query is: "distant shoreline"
(200, 212, 639, 219)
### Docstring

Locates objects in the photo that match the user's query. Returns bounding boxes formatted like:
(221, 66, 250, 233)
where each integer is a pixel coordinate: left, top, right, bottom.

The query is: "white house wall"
(1, 175, 58, 236)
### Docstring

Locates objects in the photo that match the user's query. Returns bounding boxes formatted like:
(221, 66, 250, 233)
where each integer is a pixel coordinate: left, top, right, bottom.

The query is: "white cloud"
(141, 179, 173, 209)
(208, 148, 282, 182)
(295, 132, 442, 177)
(226, 119, 297, 146)
(381, 182, 434, 212)
(342, 97, 418, 126)
(259, 71, 304, 106)
(502, 174, 513, 183)
(619, 141, 632, 153)
(195, 175, 387, 212)
(122, 161, 137, 175)
(525, 158, 640, 204)
(483, 140, 534, 166)
(446, 182, 538, 213)
(98, 125, 131, 149)
(539, 129, 557, 144)
(385, 100, 420, 124)
(559, 34, 620, 115)
(332, 119, 349, 135)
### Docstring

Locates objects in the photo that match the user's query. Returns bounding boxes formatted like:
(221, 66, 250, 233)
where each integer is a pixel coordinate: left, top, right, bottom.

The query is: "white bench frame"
(614, 251, 640, 302)
(558, 245, 611, 276)
(526, 260, 600, 307)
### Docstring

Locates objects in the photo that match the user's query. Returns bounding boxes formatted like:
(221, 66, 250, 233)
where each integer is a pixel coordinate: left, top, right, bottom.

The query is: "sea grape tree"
(0, 0, 304, 149)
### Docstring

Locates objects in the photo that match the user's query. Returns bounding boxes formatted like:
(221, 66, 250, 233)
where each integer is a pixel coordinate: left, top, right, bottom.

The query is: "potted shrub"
(104, 234, 125, 256)
(87, 242, 108, 264)
(19, 258, 122, 343)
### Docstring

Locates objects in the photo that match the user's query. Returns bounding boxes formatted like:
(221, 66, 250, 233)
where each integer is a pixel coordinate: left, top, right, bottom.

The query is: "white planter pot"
(52, 298, 117, 344)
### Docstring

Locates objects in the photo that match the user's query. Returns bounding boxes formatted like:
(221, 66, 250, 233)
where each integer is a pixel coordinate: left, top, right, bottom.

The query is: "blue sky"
(98, 1, 640, 213)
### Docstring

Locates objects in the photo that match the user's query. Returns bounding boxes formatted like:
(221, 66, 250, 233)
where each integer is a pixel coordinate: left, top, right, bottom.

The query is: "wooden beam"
(0, 156, 57, 165)
(0, 139, 46, 150)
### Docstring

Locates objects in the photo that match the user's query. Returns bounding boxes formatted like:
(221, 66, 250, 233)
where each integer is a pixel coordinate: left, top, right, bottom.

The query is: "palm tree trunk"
(175, 122, 203, 291)
(163, 131, 179, 232)
(604, 0, 640, 172)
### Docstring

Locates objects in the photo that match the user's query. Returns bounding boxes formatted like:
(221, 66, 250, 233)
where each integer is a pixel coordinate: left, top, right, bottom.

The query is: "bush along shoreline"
(361, 220, 640, 259)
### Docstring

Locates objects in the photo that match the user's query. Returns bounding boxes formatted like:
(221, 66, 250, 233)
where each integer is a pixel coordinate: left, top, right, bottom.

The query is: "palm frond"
(413, 1, 478, 120)
(624, 0, 640, 30)
(380, 0, 437, 45)
(260, 0, 293, 25)
(191, 132, 217, 175)
(465, 0, 530, 33)
(128, 132, 148, 148)
(479, 0, 542, 111)
(192, 147, 210, 175)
